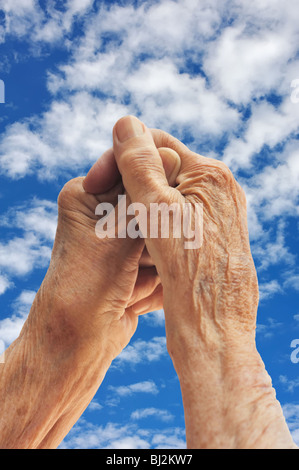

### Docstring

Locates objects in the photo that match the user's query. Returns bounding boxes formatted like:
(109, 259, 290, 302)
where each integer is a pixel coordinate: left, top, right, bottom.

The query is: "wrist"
(22, 275, 115, 384)
(32, 261, 118, 367)
(2, 293, 112, 449)
(169, 334, 294, 448)
(163, 276, 259, 369)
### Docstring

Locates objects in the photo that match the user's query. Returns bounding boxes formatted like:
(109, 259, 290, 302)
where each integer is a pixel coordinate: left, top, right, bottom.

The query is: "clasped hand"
(0, 116, 296, 449)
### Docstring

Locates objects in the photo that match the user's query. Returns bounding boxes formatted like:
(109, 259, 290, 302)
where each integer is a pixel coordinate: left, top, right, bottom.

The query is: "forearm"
(0, 286, 111, 449)
(174, 343, 295, 448)
(165, 305, 296, 449)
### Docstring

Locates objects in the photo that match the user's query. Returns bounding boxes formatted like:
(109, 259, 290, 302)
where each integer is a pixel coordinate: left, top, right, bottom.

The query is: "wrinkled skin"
(0, 143, 182, 449)
(0, 116, 296, 449)
(111, 116, 296, 449)
(40, 146, 180, 361)
(158, 136, 260, 351)
(112, 119, 259, 351)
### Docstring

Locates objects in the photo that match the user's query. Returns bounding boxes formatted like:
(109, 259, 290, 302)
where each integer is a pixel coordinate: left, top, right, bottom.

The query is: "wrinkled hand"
(112, 116, 259, 357)
(36, 144, 180, 363)
(110, 116, 297, 449)
(0, 135, 182, 450)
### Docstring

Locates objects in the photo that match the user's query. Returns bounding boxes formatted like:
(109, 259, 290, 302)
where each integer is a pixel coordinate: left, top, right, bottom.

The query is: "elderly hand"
(0, 141, 180, 449)
(39, 145, 181, 361)
(111, 115, 296, 449)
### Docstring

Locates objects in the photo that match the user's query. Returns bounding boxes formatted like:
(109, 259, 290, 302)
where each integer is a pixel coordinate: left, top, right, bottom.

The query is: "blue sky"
(0, 0, 299, 449)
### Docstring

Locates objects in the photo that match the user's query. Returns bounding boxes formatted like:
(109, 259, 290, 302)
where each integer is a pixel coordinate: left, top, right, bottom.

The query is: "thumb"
(113, 115, 178, 206)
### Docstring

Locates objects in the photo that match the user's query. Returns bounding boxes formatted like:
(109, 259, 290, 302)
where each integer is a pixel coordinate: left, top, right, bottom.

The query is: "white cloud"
(283, 403, 299, 446)
(0, 0, 94, 45)
(0, 94, 128, 180)
(203, 0, 299, 104)
(2, 0, 298, 450)
(205, 27, 296, 105)
(256, 317, 283, 339)
(284, 275, 299, 292)
(0, 0, 43, 41)
(142, 309, 165, 327)
(59, 418, 186, 449)
(241, 142, 299, 276)
(0, 289, 36, 347)
(131, 408, 174, 422)
(0, 0, 297, 381)
(150, 428, 186, 450)
(251, 222, 295, 272)
(2, 198, 58, 241)
(223, 101, 299, 173)
(0, 122, 51, 178)
(258, 280, 283, 301)
(0, 311, 26, 347)
(109, 380, 159, 397)
(87, 399, 103, 412)
(13, 289, 36, 313)
(0, 233, 51, 276)
(113, 336, 167, 367)
(1, 0, 298, 191)
(125, 59, 239, 136)
(0, 199, 57, 294)
(0, 273, 13, 295)
(280, 375, 299, 393)
(59, 420, 151, 449)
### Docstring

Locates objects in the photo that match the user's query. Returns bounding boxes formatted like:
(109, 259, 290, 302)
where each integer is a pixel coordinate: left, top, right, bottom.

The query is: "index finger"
(83, 148, 121, 194)
(150, 128, 209, 175)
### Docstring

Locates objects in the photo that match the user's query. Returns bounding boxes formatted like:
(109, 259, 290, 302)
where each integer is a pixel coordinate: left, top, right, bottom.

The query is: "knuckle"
(201, 159, 236, 191)
(212, 160, 234, 182)
(57, 177, 84, 208)
(120, 145, 158, 168)
(121, 145, 166, 186)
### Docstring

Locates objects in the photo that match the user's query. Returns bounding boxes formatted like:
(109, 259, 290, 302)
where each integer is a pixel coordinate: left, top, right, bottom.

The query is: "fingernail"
(115, 116, 145, 142)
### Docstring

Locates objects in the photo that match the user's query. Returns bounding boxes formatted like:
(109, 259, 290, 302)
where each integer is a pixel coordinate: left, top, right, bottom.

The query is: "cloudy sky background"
(0, 0, 299, 448)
